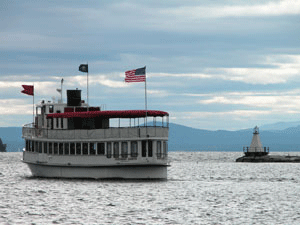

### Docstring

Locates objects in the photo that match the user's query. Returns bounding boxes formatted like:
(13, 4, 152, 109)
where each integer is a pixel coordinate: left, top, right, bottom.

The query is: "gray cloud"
(1, 0, 300, 129)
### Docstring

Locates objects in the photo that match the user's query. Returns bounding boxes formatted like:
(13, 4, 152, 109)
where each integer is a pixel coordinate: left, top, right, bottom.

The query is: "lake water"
(1, 151, 300, 224)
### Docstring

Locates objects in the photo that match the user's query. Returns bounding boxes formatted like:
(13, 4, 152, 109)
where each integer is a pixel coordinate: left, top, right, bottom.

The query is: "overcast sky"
(1, 0, 300, 130)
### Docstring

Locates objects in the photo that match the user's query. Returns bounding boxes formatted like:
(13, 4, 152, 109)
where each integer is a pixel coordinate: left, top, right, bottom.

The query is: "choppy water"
(1, 152, 300, 224)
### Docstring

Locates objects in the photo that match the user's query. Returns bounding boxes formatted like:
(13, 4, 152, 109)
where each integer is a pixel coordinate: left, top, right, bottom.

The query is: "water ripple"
(1, 152, 300, 224)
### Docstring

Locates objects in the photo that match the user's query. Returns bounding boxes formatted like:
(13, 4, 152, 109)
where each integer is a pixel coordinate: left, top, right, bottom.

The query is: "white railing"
(22, 126, 169, 140)
(243, 146, 269, 153)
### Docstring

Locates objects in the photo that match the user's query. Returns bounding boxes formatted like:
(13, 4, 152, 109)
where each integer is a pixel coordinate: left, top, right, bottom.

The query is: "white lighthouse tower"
(243, 126, 269, 156)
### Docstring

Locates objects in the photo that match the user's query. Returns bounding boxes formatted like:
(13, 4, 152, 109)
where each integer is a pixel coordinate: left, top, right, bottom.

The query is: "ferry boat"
(22, 89, 169, 179)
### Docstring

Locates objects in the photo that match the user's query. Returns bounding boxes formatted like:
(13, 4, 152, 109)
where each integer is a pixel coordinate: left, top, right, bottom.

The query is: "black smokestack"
(67, 89, 82, 106)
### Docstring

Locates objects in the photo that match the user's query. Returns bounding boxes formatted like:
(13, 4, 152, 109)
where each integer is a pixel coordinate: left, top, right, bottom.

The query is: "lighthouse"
(243, 126, 269, 157)
(237, 126, 300, 162)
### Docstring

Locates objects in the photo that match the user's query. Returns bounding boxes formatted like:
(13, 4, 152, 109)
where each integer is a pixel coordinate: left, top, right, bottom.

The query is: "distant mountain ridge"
(168, 123, 300, 151)
(260, 121, 300, 131)
(0, 127, 23, 152)
(1, 121, 300, 152)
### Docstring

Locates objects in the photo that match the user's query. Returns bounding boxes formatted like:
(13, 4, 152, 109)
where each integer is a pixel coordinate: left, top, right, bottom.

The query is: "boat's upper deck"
(23, 89, 169, 140)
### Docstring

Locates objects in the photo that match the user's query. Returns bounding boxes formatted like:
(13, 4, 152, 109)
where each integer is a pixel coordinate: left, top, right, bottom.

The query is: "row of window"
(47, 117, 64, 129)
(25, 140, 168, 159)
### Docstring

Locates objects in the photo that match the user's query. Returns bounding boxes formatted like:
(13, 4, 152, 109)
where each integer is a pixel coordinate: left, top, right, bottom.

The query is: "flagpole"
(79, 64, 89, 107)
(145, 66, 147, 127)
(87, 71, 89, 107)
(61, 79, 63, 103)
(87, 62, 89, 107)
(33, 84, 34, 126)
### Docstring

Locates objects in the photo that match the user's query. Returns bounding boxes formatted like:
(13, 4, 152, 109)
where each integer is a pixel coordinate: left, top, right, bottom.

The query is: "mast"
(145, 66, 147, 126)
(61, 78, 64, 103)
(87, 66, 89, 106)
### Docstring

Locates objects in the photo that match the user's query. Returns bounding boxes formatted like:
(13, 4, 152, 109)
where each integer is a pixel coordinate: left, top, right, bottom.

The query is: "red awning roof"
(47, 110, 169, 119)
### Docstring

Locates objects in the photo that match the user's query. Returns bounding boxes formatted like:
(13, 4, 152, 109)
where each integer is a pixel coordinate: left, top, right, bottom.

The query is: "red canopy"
(47, 110, 169, 119)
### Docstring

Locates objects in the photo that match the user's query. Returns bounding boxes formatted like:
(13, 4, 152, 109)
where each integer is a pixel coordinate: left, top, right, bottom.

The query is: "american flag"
(125, 66, 146, 83)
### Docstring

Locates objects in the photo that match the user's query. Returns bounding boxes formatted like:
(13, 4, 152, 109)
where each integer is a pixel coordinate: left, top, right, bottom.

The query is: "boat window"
(82, 118, 94, 129)
(54, 143, 58, 154)
(44, 142, 48, 154)
(36, 107, 41, 115)
(97, 143, 105, 155)
(70, 143, 75, 155)
(49, 105, 54, 113)
(148, 141, 153, 157)
(35, 141, 39, 153)
(61, 118, 64, 129)
(83, 143, 88, 155)
(42, 105, 46, 114)
(49, 142, 53, 154)
(64, 143, 69, 155)
(163, 141, 168, 158)
(59, 143, 63, 155)
(68, 118, 75, 129)
(121, 142, 128, 158)
(56, 118, 59, 129)
(107, 142, 112, 158)
(142, 140, 147, 157)
(157, 141, 162, 159)
(74, 118, 82, 129)
(76, 143, 81, 155)
(26, 140, 29, 151)
(39, 142, 43, 153)
(90, 143, 96, 155)
(113, 142, 119, 158)
(28, 140, 32, 152)
(131, 141, 138, 158)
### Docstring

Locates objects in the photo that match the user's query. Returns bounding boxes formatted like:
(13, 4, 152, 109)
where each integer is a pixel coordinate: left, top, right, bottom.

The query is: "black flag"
(79, 64, 88, 73)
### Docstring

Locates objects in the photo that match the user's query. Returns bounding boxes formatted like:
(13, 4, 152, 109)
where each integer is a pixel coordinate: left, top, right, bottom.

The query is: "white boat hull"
(25, 162, 168, 179)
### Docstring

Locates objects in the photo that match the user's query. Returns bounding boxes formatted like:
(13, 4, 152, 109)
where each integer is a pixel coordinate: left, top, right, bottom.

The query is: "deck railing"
(243, 146, 269, 153)
(22, 126, 169, 140)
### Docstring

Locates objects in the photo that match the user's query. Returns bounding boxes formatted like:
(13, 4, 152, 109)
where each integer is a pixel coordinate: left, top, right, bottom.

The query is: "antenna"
(61, 78, 64, 103)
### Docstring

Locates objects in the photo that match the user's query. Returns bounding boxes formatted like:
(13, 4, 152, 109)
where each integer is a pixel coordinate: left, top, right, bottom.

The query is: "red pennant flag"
(21, 85, 34, 96)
